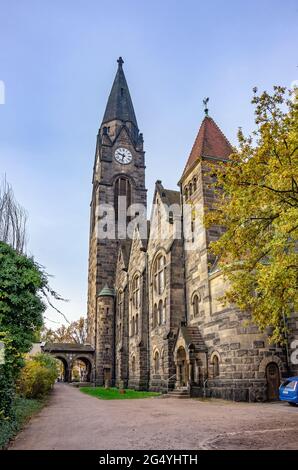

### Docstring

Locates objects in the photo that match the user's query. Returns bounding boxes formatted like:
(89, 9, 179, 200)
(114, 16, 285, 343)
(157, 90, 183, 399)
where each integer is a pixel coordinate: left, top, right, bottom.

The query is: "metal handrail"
(162, 374, 176, 393)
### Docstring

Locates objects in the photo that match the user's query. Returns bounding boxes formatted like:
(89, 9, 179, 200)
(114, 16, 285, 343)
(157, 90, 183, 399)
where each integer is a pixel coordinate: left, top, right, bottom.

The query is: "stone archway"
(259, 355, 282, 401)
(53, 355, 71, 382)
(72, 356, 93, 382)
(42, 343, 95, 384)
(176, 346, 188, 387)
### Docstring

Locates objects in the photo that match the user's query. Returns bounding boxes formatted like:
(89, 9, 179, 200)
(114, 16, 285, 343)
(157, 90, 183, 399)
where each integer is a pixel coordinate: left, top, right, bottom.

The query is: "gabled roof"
(181, 116, 233, 180)
(155, 180, 180, 206)
(179, 325, 207, 352)
(102, 57, 138, 129)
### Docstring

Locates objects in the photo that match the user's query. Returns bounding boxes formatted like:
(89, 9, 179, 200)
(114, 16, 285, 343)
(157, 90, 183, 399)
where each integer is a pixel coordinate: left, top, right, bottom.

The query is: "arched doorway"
(55, 356, 69, 382)
(266, 362, 280, 401)
(176, 347, 188, 387)
(72, 357, 92, 382)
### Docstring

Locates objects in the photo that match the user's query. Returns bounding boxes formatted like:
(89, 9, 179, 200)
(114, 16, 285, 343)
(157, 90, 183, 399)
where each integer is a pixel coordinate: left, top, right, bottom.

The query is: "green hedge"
(0, 397, 45, 449)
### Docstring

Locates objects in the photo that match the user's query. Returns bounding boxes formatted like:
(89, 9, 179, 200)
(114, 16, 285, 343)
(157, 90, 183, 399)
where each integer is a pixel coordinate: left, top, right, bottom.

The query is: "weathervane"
(203, 97, 209, 116)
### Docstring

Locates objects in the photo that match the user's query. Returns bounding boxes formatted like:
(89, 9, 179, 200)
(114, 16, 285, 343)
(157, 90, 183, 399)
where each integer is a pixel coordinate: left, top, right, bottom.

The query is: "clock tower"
(87, 58, 147, 385)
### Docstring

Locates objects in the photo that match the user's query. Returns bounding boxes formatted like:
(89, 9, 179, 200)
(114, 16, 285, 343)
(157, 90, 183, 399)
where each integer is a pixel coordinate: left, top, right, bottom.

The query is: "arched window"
(132, 274, 140, 309)
(114, 177, 132, 222)
(193, 178, 197, 192)
(154, 350, 160, 374)
(135, 314, 139, 335)
(184, 187, 188, 201)
(189, 182, 192, 196)
(193, 294, 200, 317)
(153, 254, 166, 295)
(213, 355, 220, 378)
(158, 299, 163, 325)
(131, 316, 135, 336)
(153, 303, 158, 328)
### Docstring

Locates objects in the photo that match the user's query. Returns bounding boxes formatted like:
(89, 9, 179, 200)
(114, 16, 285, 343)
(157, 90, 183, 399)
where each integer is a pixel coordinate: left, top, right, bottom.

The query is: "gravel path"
(9, 383, 298, 450)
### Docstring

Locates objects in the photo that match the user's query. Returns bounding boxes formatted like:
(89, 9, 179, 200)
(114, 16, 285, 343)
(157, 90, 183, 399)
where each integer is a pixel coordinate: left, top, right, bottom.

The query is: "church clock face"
(114, 147, 132, 165)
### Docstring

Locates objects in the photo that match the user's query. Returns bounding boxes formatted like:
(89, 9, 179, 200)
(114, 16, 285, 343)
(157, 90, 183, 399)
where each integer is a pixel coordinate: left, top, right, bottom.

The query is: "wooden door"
(266, 363, 280, 401)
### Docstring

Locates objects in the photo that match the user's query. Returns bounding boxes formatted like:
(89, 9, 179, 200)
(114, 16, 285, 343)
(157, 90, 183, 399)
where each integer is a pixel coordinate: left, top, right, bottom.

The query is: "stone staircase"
(166, 387, 190, 399)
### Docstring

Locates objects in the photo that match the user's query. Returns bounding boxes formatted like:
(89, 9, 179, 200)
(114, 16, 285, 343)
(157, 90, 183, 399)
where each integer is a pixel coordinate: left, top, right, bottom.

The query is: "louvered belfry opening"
(114, 176, 132, 230)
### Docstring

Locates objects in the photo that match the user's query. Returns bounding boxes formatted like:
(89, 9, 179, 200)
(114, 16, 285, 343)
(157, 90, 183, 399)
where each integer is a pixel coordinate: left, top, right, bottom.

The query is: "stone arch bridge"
(42, 343, 95, 383)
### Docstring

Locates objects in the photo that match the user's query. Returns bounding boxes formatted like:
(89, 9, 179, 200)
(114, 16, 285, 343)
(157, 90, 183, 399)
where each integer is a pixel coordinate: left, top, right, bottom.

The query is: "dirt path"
(9, 383, 298, 450)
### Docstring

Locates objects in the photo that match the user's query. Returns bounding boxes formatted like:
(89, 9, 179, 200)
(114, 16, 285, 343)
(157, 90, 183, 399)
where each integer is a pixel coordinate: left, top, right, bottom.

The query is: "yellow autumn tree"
(205, 86, 298, 343)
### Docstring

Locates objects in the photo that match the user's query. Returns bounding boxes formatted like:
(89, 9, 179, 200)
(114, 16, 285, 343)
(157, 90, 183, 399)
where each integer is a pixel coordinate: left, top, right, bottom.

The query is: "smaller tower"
(95, 285, 115, 386)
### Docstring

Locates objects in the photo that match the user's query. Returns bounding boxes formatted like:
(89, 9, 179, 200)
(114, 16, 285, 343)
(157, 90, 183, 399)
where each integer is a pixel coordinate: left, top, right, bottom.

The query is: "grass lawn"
(80, 387, 161, 400)
(0, 397, 46, 449)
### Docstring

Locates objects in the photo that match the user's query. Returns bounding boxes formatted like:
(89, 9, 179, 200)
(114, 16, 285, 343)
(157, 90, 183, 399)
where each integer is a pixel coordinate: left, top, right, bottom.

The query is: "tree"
(0, 177, 27, 253)
(0, 242, 45, 415)
(41, 317, 87, 344)
(0, 242, 65, 417)
(205, 86, 298, 344)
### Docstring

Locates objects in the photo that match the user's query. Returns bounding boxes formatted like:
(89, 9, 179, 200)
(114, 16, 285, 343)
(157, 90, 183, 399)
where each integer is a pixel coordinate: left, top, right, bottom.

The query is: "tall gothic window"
(193, 294, 200, 317)
(132, 274, 140, 309)
(154, 350, 160, 374)
(213, 355, 220, 378)
(114, 177, 131, 222)
(131, 355, 136, 375)
(153, 254, 166, 295)
(158, 299, 163, 325)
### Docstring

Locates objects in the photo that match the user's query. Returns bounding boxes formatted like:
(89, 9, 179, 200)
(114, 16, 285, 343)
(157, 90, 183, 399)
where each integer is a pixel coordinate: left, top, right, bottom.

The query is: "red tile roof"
(181, 116, 233, 179)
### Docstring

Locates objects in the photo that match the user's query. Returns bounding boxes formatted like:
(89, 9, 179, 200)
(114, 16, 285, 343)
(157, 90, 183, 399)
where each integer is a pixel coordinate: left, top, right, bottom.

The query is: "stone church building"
(87, 58, 298, 401)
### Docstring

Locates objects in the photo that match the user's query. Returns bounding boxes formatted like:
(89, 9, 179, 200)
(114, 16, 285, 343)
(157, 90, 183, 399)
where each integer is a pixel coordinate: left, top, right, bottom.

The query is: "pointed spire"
(180, 115, 233, 180)
(102, 57, 138, 129)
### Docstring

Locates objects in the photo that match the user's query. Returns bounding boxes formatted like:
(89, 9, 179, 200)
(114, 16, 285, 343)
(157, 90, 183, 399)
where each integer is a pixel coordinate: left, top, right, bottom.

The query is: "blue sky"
(0, 0, 297, 326)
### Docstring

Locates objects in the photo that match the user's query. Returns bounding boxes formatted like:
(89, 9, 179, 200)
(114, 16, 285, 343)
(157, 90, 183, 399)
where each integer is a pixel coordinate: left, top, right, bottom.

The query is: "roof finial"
(117, 56, 124, 68)
(203, 97, 209, 116)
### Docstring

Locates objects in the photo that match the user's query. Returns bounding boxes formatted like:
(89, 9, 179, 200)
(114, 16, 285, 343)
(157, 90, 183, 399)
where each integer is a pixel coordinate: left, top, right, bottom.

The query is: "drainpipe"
(94, 294, 98, 385)
(112, 292, 116, 387)
(282, 308, 291, 373)
(145, 250, 150, 389)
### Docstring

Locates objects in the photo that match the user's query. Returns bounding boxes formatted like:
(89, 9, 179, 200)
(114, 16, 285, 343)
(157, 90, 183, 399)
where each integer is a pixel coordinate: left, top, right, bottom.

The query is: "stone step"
(166, 389, 191, 398)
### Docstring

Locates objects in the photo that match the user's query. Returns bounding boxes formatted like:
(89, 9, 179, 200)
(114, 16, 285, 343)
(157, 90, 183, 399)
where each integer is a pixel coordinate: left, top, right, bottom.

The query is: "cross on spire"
(117, 56, 124, 67)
